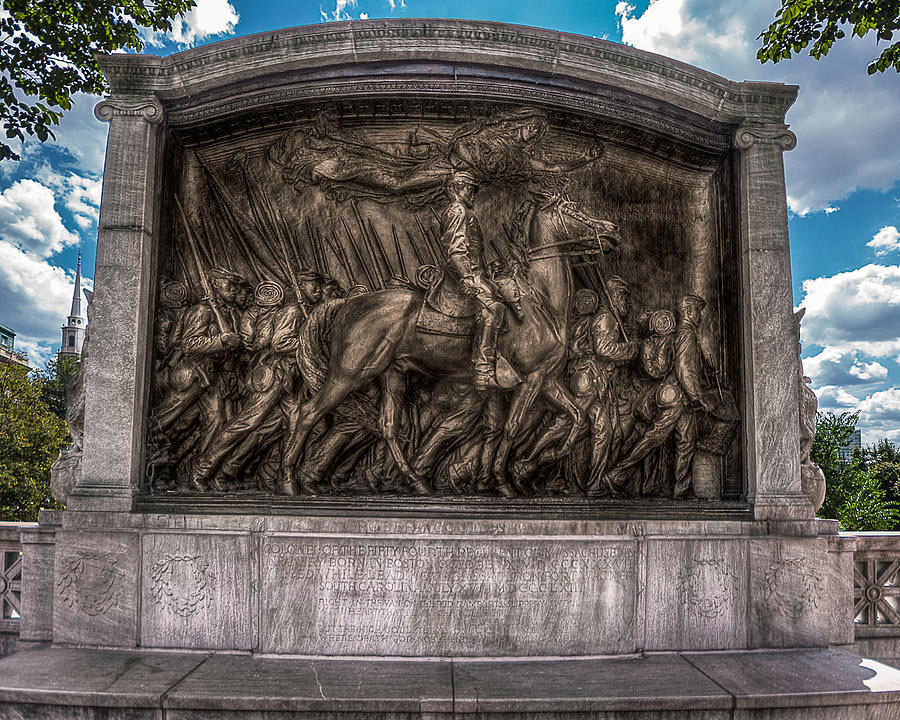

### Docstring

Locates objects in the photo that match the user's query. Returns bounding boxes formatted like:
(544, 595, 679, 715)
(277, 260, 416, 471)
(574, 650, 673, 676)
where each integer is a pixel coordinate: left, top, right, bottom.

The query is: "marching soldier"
(191, 280, 303, 492)
(584, 277, 639, 496)
(604, 295, 716, 499)
(151, 267, 245, 490)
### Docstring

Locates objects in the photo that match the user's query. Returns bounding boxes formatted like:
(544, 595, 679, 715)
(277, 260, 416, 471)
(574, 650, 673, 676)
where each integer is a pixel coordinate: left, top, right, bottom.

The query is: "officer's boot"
(473, 305, 503, 390)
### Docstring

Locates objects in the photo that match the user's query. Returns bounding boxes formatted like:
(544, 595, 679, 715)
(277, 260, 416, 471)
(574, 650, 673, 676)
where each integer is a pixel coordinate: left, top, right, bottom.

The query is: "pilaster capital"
(94, 97, 164, 124)
(734, 123, 797, 152)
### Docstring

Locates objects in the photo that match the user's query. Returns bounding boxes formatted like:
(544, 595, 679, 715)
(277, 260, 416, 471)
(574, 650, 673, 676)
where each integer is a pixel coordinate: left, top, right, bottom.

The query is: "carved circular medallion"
(865, 584, 885, 603)
(0, 574, 8, 594)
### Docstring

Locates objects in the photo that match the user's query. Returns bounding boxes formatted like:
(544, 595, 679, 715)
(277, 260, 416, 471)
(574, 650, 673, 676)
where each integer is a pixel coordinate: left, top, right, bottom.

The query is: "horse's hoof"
(511, 459, 536, 484)
(496, 481, 517, 498)
(410, 477, 431, 496)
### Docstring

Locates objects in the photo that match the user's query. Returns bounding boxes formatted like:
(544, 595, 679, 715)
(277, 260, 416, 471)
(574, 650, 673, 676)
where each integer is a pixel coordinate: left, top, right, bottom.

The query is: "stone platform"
(2, 646, 900, 719)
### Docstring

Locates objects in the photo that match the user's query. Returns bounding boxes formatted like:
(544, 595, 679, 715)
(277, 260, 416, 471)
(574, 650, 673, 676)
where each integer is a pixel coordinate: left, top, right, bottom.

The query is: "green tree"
(814, 411, 899, 531)
(0, 0, 195, 162)
(35, 354, 80, 423)
(0, 364, 67, 521)
(758, 0, 900, 75)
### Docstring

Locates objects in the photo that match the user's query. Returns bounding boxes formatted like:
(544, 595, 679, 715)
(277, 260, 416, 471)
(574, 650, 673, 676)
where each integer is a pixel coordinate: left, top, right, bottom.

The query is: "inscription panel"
(261, 535, 636, 656)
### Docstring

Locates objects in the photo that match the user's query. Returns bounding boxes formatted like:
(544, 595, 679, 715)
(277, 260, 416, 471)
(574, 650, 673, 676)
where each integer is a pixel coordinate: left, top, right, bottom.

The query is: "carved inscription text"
(262, 537, 635, 655)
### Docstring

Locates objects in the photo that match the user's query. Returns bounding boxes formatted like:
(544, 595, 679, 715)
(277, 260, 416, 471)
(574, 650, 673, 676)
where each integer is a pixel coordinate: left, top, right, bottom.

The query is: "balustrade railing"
(848, 533, 900, 634)
(0, 523, 32, 656)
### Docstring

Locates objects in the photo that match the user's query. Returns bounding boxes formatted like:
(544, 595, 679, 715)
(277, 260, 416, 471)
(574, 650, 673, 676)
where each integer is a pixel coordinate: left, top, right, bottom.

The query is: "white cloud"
(799, 264, 900, 359)
(387, 0, 406, 10)
(12, 336, 57, 369)
(360, 12, 369, 19)
(18, 93, 110, 176)
(824, 206, 839, 215)
(321, 0, 357, 21)
(868, 226, 900, 256)
(0, 179, 80, 257)
(813, 385, 900, 446)
(814, 384, 861, 410)
(615, 0, 900, 215)
(0, 240, 89, 353)
(36, 167, 102, 230)
(803, 346, 889, 387)
(144, 0, 239, 48)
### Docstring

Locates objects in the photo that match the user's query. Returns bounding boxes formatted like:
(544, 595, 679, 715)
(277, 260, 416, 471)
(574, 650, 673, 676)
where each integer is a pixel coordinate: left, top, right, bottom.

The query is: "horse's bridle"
(526, 194, 619, 261)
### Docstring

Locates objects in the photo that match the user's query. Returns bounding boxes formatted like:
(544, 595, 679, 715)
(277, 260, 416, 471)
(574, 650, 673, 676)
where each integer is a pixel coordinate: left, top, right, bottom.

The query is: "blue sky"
(1, 0, 898, 444)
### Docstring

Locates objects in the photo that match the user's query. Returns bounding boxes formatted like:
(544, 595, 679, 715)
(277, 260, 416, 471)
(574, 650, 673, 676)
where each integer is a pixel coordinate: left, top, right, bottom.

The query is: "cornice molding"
(97, 20, 798, 128)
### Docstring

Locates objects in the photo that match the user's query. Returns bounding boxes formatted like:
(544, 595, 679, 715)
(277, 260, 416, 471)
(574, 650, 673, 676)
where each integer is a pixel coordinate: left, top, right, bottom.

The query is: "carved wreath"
(151, 554, 216, 617)
(56, 551, 120, 617)
(764, 558, 822, 618)
(678, 558, 737, 619)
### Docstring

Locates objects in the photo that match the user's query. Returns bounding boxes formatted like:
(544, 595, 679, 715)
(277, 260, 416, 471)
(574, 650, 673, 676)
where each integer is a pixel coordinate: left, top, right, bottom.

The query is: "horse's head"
(527, 181, 621, 256)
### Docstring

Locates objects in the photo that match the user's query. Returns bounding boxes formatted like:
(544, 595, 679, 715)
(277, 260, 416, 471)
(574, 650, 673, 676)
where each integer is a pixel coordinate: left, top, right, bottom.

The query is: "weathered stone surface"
(748, 539, 854, 649)
(53, 532, 139, 647)
(165, 654, 454, 712)
(0, 646, 205, 707)
(140, 533, 251, 650)
(644, 539, 748, 650)
(18, 523, 54, 643)
(261, 535, 636, 656)
(684, 649, 900, 709)
(2, 646, 900, 719)
(453, 655, 731, 713)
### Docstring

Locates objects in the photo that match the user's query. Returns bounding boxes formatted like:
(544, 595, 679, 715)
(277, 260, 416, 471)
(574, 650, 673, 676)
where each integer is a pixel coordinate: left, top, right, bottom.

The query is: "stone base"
(42, 513, 855, 656)
(2, 646, 900, 718)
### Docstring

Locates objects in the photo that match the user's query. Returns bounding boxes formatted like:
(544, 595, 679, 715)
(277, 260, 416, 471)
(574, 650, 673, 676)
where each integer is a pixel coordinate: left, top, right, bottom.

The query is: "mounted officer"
(426, 170, 506, 390)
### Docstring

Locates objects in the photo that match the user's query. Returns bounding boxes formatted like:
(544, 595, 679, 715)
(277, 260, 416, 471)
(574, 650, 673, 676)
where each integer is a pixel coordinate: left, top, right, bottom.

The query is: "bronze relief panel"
(146, 102, 741, 503)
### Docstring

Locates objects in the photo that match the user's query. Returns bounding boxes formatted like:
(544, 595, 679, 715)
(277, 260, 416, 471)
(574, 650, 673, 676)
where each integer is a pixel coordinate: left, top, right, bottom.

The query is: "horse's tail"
(297, 299, 344, 395)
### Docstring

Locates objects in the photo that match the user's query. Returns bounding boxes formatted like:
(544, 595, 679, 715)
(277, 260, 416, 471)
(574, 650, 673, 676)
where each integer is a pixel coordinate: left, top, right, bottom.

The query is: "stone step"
(2, 646, 900, 718)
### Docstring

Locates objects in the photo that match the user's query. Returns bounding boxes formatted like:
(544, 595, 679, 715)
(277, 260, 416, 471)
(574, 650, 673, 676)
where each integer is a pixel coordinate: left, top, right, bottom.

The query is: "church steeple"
(60, 253, 85, 357)
(69, 253, 82, 319)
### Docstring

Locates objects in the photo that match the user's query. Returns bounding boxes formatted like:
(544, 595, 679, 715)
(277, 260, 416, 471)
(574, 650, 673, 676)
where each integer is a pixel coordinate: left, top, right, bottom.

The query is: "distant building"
(839, 429, 862, 462)
(60, 253, 86, 358)
(0, 324, 30, 369)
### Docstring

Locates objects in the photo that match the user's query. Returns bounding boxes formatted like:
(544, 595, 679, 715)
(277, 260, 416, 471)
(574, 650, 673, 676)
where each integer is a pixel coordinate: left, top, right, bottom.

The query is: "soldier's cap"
(607, 276, 630, 294)
(574, 288, 599, 314)
(449, 170, 478, 186)
(680, 294, 706, 309)
(208, 267, 244, 284)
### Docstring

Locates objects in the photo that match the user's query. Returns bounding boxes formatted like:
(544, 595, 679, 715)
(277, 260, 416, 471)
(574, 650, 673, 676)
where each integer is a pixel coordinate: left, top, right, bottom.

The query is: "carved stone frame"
(70, 19, 808, 521)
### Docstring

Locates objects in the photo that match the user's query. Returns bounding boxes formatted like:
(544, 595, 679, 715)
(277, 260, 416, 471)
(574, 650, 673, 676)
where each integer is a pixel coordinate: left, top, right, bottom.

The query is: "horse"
(282, 188, 620, 496)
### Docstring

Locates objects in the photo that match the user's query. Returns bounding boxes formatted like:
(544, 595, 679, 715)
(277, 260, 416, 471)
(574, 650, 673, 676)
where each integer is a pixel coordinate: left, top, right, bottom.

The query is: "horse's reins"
(525, 196, 615, 261)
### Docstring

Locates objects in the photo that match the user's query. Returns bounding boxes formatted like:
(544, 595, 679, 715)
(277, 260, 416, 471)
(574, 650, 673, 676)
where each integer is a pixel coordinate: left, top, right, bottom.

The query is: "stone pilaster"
(735, 122, 811, 521)
(67, 98, 164, 512)
(18, 513, 60, 643)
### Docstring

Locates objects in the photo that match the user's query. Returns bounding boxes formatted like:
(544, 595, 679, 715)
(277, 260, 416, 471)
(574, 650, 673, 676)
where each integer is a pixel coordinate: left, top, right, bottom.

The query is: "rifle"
(174, 194, 229, 334)
(592, 253, 629, 343)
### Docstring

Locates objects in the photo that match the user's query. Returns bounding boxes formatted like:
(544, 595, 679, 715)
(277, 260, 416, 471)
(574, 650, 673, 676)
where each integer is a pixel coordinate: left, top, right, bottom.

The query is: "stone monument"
(4, 19, 898, 719)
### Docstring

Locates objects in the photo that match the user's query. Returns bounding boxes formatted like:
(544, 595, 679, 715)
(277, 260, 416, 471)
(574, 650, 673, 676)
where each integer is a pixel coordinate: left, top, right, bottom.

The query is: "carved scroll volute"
(94, 97, 165, 125)
(733, 123, 797, 152)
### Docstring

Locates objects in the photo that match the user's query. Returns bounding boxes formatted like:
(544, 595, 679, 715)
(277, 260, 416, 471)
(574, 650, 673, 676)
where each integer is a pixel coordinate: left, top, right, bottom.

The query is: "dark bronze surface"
(147, 105, 740, 501)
